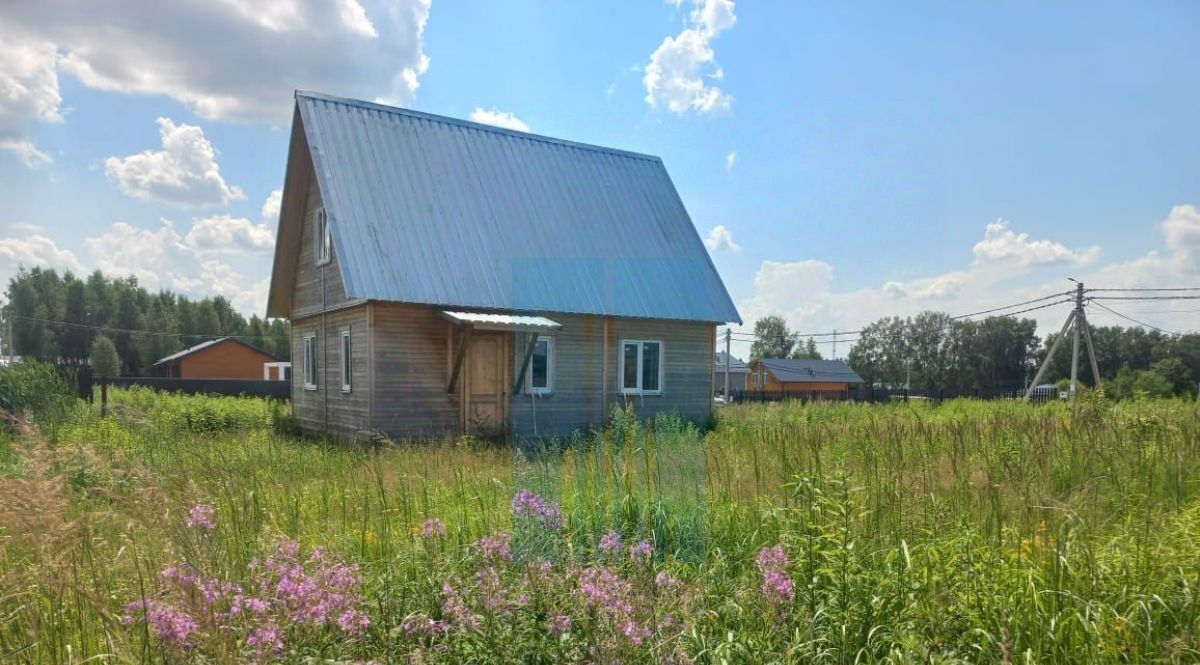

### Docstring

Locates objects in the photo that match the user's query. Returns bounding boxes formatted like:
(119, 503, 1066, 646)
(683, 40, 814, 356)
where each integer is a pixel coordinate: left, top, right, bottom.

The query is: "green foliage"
(3, 392, 1200, 662)
(0, 360, 77, 428)
(89, 334, 120, 378)
(749, 315, 796, 360)
(2, 267, 291, 372)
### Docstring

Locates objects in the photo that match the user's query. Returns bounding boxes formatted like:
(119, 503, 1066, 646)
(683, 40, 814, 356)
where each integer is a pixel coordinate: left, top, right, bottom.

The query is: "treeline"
(843, 311, 1199, 396)
(2, 268, 289, 376)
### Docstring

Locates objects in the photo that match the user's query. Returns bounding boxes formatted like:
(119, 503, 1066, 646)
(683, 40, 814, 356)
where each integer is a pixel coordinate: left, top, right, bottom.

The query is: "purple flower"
(420, 518, 447, 538)
(655, 571, 681, 590)
(547, 614, 572, 635)
(511, 490, 564, 529)
(629, 539, 653, 564)
(598, 530, 622, 555)
(474, 531, 512, 562)
(185, 504, 216, 530)
(577, 566, 634, 617)
(402, 613, 450, 637)
(441, 580, 481, 631)
(756, 544, 794, 605)
(620, 620, 652, 646)
(124, 599, 199, 647)
(247, 621, 284, 656)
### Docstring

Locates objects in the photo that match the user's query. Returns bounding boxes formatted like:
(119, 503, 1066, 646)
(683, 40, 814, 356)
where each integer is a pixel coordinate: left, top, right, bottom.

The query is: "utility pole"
(1069, 281, 1083, 399)
(832, 329, 837, 360)
(1024, 279, 1103, 401)
(723, 328, 731, 402)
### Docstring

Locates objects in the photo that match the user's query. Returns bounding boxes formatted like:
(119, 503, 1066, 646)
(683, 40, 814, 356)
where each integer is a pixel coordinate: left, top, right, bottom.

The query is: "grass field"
(1, 377, 1199, 663)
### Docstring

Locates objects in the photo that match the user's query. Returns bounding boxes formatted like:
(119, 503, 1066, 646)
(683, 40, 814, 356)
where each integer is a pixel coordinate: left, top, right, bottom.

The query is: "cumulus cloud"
(644, 0, 736, 115)
(704, 224, 741, 252)
(261, 189, 283, 226)
(0, 0, 432, 124)
(734, 209, 1200, 355)
(468, 108, 531, 132)
(0, 34, 62, 167)
(105, 117, 244, 207)
(0, 233, 83, 275)
(185, 214, 275, 255)
(972, 218, 1100, 268)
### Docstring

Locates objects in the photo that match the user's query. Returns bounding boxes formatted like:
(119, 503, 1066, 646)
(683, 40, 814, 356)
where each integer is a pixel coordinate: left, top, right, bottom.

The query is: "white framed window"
(619, 340, 663, 395)
(314, 207, 331, 265)
(303, 334, 318, 390)
(340, 328, 352, 393)
(525, 335, 553, 394)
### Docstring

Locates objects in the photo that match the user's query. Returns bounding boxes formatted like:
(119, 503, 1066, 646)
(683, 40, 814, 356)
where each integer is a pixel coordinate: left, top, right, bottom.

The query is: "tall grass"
(0, 388, 1198, 662)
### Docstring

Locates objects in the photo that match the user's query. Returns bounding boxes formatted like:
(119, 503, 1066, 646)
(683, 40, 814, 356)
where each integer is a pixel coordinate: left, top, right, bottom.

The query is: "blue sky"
(1, 0, 1197, 356)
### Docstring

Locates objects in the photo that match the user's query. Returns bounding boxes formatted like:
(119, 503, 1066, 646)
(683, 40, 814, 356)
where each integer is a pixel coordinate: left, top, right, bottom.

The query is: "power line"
(1088, 301, 1182, 335)
(4, 313, 284, 342)
(1089, 295, 1200, 301)
(1086, 287, 1200, 292)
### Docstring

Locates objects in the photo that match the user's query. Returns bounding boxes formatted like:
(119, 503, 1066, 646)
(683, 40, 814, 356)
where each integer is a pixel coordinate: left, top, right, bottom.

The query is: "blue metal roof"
(295, 91, 741, 324)
(759, 358, 865, 384)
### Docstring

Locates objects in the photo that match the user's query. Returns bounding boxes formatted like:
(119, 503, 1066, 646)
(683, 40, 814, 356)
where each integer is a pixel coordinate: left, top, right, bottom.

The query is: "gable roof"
(715, 351, 749, 372)
(758, 358, 864, 384)
(153, 338, 276, 366)
(267, 91, 741, 324)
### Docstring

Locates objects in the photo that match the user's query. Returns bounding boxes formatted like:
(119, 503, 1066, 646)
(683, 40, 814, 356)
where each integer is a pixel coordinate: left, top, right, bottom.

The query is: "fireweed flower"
(511, 490, 564, 529)
(598, 530, 622, 555)
(756, 544, 794, 605)
(655, 571, 681, 590)
(620, 620, 652, 646)
(420, 518, 447, 538)
(547, 613, 572, 635)
(186, 504, 216, 530)
(123, 599, 199, 647)
(577, 566, 634, 617)
(630, 539, 653, 564)
(474, 531, 513, 562)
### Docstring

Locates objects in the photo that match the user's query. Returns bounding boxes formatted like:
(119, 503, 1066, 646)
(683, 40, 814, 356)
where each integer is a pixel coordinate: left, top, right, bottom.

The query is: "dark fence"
(729, 385, 1060, 405)
(96, 376, 290, 399)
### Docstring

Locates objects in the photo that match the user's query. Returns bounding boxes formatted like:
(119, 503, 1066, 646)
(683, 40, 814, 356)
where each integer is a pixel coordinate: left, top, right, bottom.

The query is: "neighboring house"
(153, 338, 278, 379)
(266, 91, 741, 440)
(747, 358, 865, 397)
(263, 362, 292, 381)
(713, 351, 749, 396)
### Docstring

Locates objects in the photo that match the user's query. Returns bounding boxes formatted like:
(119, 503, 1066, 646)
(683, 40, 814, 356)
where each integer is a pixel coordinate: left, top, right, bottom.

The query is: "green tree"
(90, 334, 120, 378)
(61, 280, 90, 363)
(1149, 357, 1194, 396)
(791, 337, 822, 360)
(749, 315, 796, 360)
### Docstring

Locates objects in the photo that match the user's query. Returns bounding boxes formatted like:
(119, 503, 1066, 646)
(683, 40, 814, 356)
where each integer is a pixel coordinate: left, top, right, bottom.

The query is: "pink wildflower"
(511, 490, 564, 529)
(655, 571, 681, 590)
(598, 530, 622, 555)
(186, 504, 216, 530)
(420, 518, 446, 538)
(620, 620, 652, 646)
(547, 614, 572, 635)
(756, 544, 794, 605)
(629, 539, 653, 564)
(474, 531, 512, 562)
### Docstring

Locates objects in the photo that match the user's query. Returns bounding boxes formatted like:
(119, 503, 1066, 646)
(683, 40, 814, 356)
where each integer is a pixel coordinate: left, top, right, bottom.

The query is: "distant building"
(747, 358, 864, 398)
(713, 352, 749, 396)
(153, 338, 278, 379)
(266, 92, 741, 439)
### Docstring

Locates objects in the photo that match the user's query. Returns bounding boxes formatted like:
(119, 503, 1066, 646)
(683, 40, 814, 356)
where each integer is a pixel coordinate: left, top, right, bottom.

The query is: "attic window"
(314, 207, 331, 265)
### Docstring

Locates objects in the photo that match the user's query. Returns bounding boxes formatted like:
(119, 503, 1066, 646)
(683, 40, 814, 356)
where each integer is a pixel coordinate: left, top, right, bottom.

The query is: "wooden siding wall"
(178, 340, 274, 379)
(509, 315, 715, 437)
(291, 305, 370, 437)
(291, 172, 354, 319)
(509, 314, 603, 437)
(370, 303, 460, 438)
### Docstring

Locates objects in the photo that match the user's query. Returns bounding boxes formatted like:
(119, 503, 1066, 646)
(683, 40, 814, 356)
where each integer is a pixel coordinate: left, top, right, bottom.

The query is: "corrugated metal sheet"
(295, 91, 741, 324)
(759, 358, 865, 384)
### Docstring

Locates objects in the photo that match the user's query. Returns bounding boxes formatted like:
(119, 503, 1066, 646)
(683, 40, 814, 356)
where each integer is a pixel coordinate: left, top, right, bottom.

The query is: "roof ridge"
(295, 90, 663, 163)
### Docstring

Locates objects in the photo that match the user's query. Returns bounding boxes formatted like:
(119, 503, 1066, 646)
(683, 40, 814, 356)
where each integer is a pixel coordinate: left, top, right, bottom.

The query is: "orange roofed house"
(153, 338, 279, 379)
(747, 358, 865, 399)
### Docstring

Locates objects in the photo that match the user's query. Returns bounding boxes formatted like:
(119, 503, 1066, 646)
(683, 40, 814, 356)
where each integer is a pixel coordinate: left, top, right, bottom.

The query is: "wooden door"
(465, 333, 507, 435)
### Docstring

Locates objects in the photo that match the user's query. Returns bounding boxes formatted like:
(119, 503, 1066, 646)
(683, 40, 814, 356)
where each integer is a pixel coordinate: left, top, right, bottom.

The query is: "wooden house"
(713, 352, 749, 397)
(747, 358, 864, 398)
(266, 92, 741, 439)
(153, 337, 278, 379)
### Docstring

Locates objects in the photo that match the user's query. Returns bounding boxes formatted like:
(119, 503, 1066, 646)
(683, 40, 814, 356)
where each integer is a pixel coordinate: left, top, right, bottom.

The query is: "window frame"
(314, 207, 331, 266)
(303, 333, 318, 391)
(339, 327, 352, 393)
(618, 339, 664, 396)
(524, 335, 554, 395)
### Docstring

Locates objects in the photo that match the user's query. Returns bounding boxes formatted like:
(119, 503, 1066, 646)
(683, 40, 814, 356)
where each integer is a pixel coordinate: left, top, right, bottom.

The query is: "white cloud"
(0, 33, 62, 167)
(644, 0, 736, 115)
(185, 214, 275, 255)
(704, 224, 741, 252)
(0, 0, 432, 124)
(104, 117, 244, 207)
(972, 218, 1100, 268)
(261, 189, 283, 226)
(468, 108, 531, 133)
(724, 150, 736, 171)
(0, 233, 83, 275)
(734, 209, 1200, 355)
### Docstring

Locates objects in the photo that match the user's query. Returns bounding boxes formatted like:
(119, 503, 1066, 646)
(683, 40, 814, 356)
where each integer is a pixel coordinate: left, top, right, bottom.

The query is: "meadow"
(0, 367, 1198, 663)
